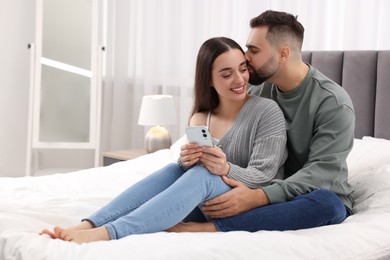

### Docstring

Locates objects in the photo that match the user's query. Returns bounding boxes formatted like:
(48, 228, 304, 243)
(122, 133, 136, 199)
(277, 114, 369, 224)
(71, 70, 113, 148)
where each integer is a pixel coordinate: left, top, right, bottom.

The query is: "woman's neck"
(214, 94, 249, 120)
(209, 95, 249, 139)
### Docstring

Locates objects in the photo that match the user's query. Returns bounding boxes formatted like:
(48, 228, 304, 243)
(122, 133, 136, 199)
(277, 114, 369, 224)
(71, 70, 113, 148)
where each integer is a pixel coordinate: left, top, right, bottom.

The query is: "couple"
(41, 10, 355, 243)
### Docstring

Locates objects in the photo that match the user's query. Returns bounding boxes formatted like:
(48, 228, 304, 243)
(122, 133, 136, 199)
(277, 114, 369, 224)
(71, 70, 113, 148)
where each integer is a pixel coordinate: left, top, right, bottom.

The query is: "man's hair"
(250, 10, 305, 51)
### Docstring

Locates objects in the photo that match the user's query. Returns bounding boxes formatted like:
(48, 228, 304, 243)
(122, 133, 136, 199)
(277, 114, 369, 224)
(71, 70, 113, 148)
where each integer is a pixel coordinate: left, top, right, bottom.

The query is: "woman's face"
(211, 49, 249, 101)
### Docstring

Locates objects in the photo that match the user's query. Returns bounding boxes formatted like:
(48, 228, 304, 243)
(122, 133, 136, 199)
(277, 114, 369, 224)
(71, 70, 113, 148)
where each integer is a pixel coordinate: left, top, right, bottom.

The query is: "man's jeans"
(212, 189, 352, 232)
(85, 163, 231, 239)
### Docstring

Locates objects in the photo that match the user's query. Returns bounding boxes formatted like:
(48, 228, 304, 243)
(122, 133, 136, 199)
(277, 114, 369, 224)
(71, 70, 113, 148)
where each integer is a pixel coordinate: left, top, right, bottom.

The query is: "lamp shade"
(138, 95, 177, 126)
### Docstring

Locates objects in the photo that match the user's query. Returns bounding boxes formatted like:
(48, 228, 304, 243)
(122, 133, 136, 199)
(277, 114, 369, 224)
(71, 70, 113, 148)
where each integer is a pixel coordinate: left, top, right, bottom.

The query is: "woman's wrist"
(177, 157, 194, 171)
(224, 162, 231, 176)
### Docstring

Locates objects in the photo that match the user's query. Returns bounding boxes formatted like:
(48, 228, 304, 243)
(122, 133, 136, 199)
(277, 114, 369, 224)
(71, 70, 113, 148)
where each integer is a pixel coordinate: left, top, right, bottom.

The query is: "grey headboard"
(302, 50, 390, 140)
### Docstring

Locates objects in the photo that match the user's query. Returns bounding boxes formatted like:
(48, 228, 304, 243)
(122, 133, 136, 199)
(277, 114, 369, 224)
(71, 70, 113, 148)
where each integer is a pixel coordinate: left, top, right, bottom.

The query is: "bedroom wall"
(1, 0, 389, 178)
(0, 0, 36, 177)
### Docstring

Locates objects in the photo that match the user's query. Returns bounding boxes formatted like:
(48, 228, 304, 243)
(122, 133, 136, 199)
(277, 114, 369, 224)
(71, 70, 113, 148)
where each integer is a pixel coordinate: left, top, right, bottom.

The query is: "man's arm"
(263, 104, 355, 206)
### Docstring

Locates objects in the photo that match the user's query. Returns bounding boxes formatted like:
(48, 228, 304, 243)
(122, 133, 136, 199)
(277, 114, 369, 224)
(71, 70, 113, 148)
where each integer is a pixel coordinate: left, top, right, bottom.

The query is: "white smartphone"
(185, 126, 214, 147)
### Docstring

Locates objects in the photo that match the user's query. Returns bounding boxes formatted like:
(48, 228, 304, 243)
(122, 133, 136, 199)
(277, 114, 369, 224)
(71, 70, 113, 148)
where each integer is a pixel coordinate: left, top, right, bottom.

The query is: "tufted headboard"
(302, 50, 390, 140)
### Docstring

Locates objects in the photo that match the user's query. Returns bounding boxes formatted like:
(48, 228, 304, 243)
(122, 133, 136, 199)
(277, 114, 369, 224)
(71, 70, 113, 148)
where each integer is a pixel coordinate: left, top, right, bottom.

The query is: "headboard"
(302, 50, 390, 140)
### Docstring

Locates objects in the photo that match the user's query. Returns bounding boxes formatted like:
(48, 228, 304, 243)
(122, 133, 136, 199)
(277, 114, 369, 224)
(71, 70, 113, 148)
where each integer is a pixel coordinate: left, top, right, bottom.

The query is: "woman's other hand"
(179, 143, 204, 167)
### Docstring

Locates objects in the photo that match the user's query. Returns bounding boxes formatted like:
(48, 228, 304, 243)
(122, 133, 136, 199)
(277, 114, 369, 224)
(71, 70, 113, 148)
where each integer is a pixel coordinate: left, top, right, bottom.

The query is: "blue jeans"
(211, 189, 352, 232)
(85, 163, 231, 239)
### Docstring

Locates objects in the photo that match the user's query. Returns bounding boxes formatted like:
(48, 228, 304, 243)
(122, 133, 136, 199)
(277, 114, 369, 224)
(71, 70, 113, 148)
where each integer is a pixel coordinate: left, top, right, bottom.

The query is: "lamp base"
(145, 126, 172, 153)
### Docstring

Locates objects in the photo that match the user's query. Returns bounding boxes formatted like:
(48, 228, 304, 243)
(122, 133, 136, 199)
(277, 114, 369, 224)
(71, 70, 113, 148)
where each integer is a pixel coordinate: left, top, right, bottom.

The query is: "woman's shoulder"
(189, 112, 208, 126)
(248, 95, 280, 110)
(245, 95, 284, 122)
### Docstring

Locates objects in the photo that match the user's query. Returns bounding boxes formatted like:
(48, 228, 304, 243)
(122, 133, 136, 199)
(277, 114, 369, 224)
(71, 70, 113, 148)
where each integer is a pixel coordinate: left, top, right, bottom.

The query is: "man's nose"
(245, 51, 251, 61)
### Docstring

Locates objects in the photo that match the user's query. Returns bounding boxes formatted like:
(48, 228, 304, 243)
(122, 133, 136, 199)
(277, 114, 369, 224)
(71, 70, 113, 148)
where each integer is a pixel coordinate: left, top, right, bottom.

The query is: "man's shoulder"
(309, 68, 354, 109)
(247, 84, 262, 95)
(248, 82, 273, 98)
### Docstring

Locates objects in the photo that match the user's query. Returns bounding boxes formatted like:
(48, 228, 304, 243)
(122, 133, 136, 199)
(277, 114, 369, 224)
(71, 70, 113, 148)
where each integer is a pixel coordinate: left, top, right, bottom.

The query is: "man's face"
(245, 27, 279, 85)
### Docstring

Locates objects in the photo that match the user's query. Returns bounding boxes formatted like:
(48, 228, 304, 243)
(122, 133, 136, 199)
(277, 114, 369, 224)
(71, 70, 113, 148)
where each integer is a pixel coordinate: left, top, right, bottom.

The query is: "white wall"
(0, 0, 36, 177)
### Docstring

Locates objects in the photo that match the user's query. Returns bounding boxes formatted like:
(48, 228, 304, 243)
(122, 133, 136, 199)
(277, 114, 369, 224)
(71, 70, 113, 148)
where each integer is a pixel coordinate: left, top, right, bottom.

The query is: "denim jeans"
(212, 189, 352, 232)
(85, 163, 231, 239)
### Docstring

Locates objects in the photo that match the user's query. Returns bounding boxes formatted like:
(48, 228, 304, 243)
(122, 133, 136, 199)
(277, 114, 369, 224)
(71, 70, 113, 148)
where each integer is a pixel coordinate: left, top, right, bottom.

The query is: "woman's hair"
(250, 10, 305, 52)
(190, 37, 245, 118)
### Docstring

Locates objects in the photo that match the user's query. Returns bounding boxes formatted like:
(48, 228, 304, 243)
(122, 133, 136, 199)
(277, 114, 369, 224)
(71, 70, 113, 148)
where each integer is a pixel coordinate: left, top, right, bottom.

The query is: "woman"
(40, 37, 287, 243)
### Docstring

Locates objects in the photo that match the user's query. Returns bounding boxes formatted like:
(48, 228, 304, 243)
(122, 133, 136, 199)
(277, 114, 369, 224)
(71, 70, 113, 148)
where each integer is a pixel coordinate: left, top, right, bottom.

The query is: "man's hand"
(202, 176, 270, 218)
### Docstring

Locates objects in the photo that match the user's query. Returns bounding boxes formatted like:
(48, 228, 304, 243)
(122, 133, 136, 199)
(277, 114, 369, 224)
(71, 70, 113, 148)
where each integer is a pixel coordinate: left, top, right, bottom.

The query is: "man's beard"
(248, 69, 267, 85)
(247, 58, 277, 85)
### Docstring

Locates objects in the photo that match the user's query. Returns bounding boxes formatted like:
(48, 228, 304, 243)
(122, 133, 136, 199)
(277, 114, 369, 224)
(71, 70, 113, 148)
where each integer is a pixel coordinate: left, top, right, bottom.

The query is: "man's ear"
(279, 45, 290, 63)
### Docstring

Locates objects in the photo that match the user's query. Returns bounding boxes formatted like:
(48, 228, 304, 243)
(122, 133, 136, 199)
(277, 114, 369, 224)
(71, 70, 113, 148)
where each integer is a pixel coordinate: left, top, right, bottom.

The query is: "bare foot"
(40, 229, 57, 239)
(167, 221, 217, 232)
(54, 226, 110, 244)
(40, 220, 94, 239)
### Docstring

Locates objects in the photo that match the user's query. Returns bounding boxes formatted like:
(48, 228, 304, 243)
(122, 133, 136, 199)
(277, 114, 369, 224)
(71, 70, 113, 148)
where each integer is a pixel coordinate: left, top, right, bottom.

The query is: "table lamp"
(138, 95, 177, 153)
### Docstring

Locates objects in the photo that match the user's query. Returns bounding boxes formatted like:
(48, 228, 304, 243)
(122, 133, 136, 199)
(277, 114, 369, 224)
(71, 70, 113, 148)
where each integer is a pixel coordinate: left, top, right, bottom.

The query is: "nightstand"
(103, 149, 147, 166)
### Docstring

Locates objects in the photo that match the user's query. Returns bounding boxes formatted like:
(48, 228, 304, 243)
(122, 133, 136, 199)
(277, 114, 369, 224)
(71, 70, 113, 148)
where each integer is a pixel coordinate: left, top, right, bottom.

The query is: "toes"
(40, 229, 57, 239)
(53, 226, 62, 236)
(54, 226, 68, 240)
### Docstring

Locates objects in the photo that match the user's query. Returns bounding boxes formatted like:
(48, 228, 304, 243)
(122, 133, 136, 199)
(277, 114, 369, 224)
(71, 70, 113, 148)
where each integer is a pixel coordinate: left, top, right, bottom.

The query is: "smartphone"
(185, 126, 214, 147)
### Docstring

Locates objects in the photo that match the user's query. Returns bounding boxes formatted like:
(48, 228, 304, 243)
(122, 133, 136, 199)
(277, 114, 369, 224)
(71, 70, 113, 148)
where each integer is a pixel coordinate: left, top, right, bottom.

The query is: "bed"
(1, 50, 390, 260)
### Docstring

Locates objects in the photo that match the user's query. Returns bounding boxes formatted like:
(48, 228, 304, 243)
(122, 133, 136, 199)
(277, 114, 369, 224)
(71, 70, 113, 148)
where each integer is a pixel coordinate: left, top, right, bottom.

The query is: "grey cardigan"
(213, 95, 287, 188)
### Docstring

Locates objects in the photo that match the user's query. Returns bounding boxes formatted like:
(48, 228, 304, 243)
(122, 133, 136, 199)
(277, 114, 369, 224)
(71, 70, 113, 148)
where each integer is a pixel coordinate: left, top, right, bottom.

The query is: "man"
(170, 10, 355, 232)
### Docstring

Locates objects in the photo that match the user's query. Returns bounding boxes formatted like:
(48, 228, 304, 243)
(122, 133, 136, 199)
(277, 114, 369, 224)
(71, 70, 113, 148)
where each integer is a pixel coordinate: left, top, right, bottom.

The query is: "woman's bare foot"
(54, 226, 110, 243)
(166, 221, 218, 232)
(40, 229, 58, 239)
(40, 220, 94, 239)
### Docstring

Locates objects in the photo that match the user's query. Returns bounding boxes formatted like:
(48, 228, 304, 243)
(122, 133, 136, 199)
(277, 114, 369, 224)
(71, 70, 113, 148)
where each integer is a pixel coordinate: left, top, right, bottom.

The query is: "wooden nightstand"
(103, 149, 147, 166)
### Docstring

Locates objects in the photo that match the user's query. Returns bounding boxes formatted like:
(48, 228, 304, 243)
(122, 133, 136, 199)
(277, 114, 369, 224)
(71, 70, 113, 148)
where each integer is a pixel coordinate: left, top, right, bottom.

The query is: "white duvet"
(1, 137, 390, 260)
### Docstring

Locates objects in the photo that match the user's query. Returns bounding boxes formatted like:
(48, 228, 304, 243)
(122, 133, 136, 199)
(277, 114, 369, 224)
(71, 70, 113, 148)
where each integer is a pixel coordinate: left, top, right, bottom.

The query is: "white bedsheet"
(1, 139, 390, 260)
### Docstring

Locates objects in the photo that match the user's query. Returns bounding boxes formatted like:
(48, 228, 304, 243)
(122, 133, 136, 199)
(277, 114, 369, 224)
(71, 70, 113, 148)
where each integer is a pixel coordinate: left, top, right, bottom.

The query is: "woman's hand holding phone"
(183, 126, 229, 176)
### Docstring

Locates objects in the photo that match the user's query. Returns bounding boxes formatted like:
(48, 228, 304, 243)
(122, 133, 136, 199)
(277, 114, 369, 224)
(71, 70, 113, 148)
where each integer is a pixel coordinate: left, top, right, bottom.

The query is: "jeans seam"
(93, 201, 144, 227)
(212, 219, 225, 231)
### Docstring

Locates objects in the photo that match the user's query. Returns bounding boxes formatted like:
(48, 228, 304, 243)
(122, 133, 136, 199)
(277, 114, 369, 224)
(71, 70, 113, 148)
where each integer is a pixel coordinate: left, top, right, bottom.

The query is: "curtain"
(100, 0, 390, 156)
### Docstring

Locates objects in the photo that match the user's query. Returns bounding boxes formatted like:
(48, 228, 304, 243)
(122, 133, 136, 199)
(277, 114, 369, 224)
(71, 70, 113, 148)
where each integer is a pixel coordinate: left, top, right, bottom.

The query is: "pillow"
(347, 138, 390, 178)
(362, 136, 390, 143)
(349, 164, 390, 214)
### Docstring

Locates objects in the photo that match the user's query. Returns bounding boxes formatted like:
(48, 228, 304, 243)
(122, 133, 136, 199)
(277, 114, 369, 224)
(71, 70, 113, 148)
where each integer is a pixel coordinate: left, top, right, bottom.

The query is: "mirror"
(38, 0, 93, 143)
